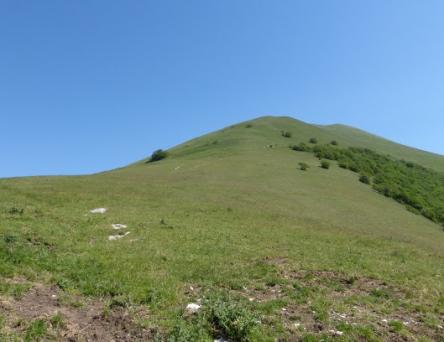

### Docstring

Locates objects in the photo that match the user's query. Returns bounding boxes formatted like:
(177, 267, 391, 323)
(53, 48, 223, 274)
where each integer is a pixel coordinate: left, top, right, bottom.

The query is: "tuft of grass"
(25, 319, 47, 341)
(50, 313, 65, 330)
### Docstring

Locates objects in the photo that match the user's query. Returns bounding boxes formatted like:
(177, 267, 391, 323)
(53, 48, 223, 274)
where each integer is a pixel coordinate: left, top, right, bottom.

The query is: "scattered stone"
(214, 338, 229, 342)
(437, 324, 443, 329)
(329, 329, 344, 336)
(108, 232, 130, 241)
(112, 224, 127, 230)
(294, 322, 301, 328)
(248, 297, 255, 302)
(381, 319, 388, 323)
(185, 303, 201, 314)
(90, 208, 107, 214)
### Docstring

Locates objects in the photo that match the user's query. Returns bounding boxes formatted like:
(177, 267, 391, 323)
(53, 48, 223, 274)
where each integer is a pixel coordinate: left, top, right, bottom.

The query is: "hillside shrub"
(331, 140, 338, 146)
(291, 143, 311, 152)
(359, 175, 370, 184)
(309, 138, 318, 144)
(321, 161, 330, 169)
(281, 131, 292, 138)
(299, 162, 309, 171)
(300, 143, 444, 226)
(148, 149, 168, 163)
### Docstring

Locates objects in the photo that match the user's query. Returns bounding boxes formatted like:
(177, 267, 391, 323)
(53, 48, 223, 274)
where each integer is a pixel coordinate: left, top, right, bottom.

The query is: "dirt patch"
(0, 281, 155, 341)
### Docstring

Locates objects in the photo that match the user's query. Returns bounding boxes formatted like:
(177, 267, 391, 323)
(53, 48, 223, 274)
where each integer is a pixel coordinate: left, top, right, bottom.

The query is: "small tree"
(309, 138, 318, 144)
(148, 149, 168, 163)
(330, 140, 338, 146)
(299, 162, 309, 171)
(321, 160, 330, 169)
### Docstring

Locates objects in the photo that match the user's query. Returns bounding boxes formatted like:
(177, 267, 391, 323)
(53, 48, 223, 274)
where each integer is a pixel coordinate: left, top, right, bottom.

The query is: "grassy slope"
(1, 116, 444, 341)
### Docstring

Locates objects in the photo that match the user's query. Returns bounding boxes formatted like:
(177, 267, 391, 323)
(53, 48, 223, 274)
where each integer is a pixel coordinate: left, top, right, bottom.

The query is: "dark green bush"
(309, 138, 318, 144)
(291, 143, 311, 152)
(281, 131, 292, 138)
(359, 175, 370, 184)
(148, 149, 168, 163)
(330, 140, 338, 146)
(299, 162, 309, 171)
(321, 161, 330, 169)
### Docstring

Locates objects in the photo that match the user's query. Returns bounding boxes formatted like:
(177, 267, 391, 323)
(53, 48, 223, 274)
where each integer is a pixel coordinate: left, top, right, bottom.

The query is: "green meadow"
(1, 116, 443, 341)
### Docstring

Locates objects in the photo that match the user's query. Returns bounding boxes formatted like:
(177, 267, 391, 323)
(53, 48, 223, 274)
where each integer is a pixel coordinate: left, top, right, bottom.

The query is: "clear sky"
(2, 1, 444, 177)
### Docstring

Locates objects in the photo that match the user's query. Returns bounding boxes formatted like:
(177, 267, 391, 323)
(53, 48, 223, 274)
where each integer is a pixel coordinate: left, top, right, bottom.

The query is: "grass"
(0, 116, 444, 340)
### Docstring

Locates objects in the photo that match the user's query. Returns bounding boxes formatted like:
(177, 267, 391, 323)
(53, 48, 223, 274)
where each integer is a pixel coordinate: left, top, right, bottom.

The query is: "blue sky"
(1, 1, 444, 177)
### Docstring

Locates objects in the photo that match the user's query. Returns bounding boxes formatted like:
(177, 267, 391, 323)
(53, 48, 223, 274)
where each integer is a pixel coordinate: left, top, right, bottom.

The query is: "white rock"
(437, 324, 443, 329)
(381, 319, 388, 323)
(108, 232, 130, 241)
(214, 338, 229, 342)
(294, 322, 301, 328)
(329, 330, 344, 336)
(112, 224, 127, 229)
(90, 208, 107, 214)
(248, 297, 255, 302)
(185, 303, 201, 314)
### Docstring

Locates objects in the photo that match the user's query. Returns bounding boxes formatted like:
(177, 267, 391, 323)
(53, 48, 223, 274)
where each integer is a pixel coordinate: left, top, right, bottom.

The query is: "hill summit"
(1, 116, 443, 341)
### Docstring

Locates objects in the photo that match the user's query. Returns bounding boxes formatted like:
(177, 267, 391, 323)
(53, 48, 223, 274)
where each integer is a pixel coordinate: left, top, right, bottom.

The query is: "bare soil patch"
(0, 280, 155, 341)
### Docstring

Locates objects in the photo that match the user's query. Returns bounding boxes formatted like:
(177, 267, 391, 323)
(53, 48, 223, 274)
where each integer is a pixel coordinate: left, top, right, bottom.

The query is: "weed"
(206, 294, 259, 341)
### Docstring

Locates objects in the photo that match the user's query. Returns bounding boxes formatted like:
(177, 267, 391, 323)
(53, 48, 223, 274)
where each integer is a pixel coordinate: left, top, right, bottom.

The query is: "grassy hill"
(1, 116, 443, 341)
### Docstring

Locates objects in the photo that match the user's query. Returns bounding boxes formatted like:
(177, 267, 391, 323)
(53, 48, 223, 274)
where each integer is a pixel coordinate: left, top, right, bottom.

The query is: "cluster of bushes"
(291, 143, 444, 226)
